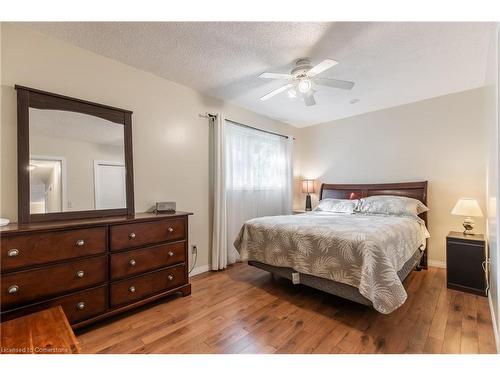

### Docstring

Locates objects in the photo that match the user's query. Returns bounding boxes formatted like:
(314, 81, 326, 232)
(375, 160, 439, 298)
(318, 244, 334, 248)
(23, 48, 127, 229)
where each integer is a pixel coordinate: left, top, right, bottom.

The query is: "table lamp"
(451, 198, 483, 235)
(302, 179, 315, 211)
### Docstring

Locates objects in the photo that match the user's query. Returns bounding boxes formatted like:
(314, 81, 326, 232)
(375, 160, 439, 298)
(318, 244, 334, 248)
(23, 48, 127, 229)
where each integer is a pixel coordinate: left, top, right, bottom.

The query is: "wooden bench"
(1, 306, 80, 354)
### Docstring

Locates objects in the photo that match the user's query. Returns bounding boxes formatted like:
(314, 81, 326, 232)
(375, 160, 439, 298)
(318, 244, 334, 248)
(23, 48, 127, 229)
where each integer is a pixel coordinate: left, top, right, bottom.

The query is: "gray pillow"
(358, 195, 428, 217)
(314, 198, 360, 214)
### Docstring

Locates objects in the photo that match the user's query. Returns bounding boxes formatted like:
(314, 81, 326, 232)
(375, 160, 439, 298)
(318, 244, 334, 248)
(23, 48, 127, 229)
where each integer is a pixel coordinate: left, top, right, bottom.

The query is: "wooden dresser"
(0, 212, 192, 329)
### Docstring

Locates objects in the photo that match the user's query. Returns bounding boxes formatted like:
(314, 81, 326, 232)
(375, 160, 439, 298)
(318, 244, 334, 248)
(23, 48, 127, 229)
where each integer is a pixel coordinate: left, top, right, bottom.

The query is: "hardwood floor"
(76, 263, 497, 354)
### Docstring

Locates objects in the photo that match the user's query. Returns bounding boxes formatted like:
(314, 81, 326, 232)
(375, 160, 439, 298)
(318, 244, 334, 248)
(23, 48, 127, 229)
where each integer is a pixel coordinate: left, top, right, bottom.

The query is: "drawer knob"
(76, 270, 85, 278)
(167, 227, 174, 233)
(76, 239, 85, 247)
(8, 285, 19, 294)
(8, 249, 19, 257)
(76, 302, 86, 310)
(129, 286, 136, 293)
(129, 259, 136, 266)
(168, 275, 174, 281)
(129, 232, 136, 239)
(168, 251, 174, 257)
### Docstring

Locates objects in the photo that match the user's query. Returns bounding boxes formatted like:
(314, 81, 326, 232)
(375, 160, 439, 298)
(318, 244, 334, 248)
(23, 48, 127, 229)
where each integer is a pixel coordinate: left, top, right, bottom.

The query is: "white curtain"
(211, 114, 228, 270)
(225, 121, 293, 264)
(211, 116, 293, 270)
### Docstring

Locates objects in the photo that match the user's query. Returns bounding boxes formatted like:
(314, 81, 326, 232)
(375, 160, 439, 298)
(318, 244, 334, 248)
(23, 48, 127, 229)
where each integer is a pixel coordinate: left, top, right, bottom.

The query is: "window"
(225, 121, 291, 191)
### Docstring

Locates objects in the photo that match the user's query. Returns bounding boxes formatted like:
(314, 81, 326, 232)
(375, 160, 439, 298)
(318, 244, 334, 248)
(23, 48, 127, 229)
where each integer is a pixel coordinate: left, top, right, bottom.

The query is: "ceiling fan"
(259, 58, 355, 106)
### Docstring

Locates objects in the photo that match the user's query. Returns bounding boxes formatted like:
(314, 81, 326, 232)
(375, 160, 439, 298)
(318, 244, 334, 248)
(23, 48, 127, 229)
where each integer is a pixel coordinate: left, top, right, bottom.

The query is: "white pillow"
(357, 195, 428, 217)
(314, 198, 360, 214)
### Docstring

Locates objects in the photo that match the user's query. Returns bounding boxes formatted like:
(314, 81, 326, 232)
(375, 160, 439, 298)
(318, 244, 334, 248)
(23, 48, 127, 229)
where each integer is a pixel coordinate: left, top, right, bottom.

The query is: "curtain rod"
(199, 113, 295, 140)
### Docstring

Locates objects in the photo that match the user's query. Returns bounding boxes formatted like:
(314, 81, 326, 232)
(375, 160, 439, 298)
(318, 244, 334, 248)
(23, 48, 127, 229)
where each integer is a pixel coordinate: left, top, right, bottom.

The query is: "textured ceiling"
(22, 22, 495, 127)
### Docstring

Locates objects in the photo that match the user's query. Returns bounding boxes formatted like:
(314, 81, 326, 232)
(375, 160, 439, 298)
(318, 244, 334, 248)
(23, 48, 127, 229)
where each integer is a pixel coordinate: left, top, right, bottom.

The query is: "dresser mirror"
(16, 86, 134, 223)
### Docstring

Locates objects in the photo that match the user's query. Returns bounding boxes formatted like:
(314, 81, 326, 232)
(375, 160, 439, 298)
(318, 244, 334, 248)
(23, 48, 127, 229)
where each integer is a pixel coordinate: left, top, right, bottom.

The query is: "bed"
(233, 181, 429, 314)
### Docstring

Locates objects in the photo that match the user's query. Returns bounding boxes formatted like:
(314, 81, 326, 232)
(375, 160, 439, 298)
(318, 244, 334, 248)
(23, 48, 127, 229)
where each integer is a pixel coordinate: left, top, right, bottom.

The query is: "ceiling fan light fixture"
(303, 91, 316, 106)
(297, 79, 312, 94)
(257, 58, 354, 106)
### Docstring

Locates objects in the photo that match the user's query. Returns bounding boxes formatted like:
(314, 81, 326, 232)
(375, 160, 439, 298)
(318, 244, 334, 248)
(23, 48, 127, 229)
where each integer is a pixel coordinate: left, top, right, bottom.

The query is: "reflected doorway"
(29, 156, 67, 214)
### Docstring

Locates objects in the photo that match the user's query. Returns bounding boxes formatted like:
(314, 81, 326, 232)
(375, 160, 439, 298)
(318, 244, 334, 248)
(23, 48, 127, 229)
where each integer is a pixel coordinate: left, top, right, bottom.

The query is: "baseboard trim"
(488, 292, 500, 353)
(189, 264, 210, 276)
(428, 259, 446, 268)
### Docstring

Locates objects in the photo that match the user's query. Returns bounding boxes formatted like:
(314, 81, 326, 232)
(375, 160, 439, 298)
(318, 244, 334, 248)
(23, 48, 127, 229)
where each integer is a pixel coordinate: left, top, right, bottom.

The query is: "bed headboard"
(319, 181, 428, 269)
(319, 181, 427, 205)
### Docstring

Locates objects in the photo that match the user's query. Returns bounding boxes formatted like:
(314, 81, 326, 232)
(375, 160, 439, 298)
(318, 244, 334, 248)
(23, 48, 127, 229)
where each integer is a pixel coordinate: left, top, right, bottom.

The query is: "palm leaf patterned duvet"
(234, 212, 429, 313)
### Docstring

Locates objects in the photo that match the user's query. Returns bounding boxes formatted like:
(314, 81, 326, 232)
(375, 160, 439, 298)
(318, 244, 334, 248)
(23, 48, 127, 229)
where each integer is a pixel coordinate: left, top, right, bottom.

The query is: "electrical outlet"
(191, 245, 197, 255)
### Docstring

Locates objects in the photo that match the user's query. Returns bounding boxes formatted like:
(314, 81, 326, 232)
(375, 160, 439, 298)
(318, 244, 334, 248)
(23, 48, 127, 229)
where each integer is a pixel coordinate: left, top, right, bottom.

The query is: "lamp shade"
(302, 179, 315, 194)
(451, 198, 483, 217)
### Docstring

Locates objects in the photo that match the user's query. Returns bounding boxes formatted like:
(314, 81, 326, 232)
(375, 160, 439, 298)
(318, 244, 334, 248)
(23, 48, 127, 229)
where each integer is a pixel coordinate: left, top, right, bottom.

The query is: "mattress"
(234, 211, 429, 313)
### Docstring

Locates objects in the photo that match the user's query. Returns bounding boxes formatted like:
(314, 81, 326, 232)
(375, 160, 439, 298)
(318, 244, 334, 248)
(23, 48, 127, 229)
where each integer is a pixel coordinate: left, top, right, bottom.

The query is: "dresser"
(446, 231, 486, 296)
(0, 212, 192, 329)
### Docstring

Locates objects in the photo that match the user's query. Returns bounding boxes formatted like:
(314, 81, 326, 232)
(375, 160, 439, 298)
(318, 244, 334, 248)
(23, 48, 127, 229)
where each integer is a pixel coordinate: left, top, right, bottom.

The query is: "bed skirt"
(248, 248, 424, 307)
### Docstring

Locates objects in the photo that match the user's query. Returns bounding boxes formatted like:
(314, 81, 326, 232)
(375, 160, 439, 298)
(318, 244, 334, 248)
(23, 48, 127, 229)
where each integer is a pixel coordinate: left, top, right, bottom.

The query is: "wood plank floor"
(77, 263, 497, 354)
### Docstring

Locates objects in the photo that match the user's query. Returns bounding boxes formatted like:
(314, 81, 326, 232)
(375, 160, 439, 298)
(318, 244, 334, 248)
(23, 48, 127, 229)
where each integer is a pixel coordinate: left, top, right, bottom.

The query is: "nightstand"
(446, 231, 486, 296)
(293, 210, 306, 215)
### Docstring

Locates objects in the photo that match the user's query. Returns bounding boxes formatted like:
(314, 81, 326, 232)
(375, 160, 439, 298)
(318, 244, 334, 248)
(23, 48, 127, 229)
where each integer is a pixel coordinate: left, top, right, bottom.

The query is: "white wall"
(31, 134, 125, 211)
(0, 23, 299, 270)
(297, 88, 488, 265)
(485, 25, 499, 352)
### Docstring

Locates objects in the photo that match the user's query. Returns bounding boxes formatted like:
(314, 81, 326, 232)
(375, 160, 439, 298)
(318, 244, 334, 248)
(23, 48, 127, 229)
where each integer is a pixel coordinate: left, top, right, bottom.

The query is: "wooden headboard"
(320, 181, 427, 205)
(319, 181, 428, 269)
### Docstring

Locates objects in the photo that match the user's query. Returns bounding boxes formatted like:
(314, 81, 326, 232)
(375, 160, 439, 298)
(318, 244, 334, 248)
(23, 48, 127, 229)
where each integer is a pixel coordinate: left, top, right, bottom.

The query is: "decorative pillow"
(357, 195, 428, 217)
(314, 198, 360, 214)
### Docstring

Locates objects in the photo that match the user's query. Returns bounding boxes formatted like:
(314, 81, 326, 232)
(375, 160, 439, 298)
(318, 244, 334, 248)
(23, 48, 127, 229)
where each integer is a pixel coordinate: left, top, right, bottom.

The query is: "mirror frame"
(16, 85, 135, 223)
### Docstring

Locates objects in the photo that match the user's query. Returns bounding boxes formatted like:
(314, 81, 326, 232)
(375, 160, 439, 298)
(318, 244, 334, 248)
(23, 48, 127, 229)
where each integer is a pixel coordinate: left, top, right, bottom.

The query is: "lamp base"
(463, 217, 475, 235)
(305, 194, 312, 211)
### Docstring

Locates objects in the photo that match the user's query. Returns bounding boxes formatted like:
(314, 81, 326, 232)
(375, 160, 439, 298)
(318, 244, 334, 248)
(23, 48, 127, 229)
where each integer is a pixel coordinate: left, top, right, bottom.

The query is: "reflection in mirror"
(29, 108, 126, 213)
(29, 158, 63, 213)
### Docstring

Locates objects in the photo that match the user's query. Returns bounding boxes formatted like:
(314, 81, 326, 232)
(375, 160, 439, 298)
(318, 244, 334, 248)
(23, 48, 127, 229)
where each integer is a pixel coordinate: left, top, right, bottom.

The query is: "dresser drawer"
(1, 227, 107, 272)
(51, 285, 108, 324)
(2, 286, 108, 325)
(110, 241, 186, 280)
(110, 218, 186, 251)
(1, 255, 107, 308)
(110, 264, 186, 307)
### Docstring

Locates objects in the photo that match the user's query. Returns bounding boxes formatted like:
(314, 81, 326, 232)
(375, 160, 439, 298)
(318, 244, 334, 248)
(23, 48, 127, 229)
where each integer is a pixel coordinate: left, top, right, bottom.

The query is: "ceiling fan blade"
(306, 59, 338, 77)
(260, 83, 294, 101)
(303, 93, 316, 106)
(315, 78, 355, 90)
(259, 72, 293, 79)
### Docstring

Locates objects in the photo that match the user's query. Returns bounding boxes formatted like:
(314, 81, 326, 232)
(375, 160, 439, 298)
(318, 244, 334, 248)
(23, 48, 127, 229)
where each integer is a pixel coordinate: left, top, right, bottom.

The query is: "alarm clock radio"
(155, 202, 176, 213)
